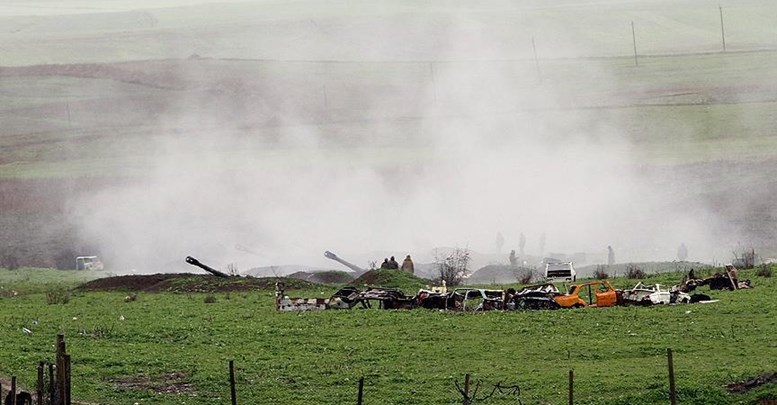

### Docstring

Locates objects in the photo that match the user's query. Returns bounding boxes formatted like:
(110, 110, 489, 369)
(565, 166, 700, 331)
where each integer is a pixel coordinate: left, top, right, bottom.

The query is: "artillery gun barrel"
(324, 251, 367, 275)
(185, 256, 230, 278)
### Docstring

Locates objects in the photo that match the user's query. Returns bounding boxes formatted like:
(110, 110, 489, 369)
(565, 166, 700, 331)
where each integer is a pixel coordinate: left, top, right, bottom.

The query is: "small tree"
(732, 247, 756, 269)
(515, 266, 535, 284)
(226, 263, 240, 276)
(593, 265, 609, 280)
(755, 264, 772, 278)
(625, 263, 646, 279)
(1, 254, 20, 270)
(435, 248, 471, 286)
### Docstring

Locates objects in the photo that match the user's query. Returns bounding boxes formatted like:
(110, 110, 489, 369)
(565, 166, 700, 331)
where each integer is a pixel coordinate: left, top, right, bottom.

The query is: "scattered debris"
(680, 267, 753, 292)
(4, 391, 32, 405)
(275, 281, 330, 311)
(726, 372, 777, 394)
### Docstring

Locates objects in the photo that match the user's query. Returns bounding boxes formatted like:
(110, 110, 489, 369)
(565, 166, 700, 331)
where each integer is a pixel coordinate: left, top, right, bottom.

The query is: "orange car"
(554, 281, 619, 308)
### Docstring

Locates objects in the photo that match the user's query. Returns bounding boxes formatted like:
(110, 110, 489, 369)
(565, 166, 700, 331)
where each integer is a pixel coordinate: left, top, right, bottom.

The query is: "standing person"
(509, 249, 518, 268)
(380, 258, 389, 269)
(607, 246, 615, 266)
(677, 243, 688, 261)
(401, 255, 415, 274)
(388, 256, 399, 269)
(519, 233, 526, 256)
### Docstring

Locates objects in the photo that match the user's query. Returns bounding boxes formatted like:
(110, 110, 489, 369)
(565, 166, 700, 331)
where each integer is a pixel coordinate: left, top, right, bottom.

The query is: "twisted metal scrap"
(454, 379, 523, 404)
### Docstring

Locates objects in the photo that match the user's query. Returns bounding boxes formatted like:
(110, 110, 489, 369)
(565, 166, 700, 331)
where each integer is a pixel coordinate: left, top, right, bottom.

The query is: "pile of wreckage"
(183, 254, 752, 313)
(275, 266, 753, 312)
(182, 256, 752, 312)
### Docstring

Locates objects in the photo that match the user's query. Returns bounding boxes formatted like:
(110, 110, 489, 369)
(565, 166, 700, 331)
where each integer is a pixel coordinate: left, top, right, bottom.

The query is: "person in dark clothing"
(380, 258, 390, 269)
(388, 256, 399, 269)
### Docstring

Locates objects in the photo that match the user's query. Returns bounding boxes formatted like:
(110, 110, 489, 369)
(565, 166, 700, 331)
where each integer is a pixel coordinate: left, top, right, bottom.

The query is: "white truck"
(75, 256, 104, 271)
(544, 262, 576, 282)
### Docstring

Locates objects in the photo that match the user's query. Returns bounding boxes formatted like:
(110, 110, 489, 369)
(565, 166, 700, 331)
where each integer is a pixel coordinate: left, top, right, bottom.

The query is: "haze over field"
(1, 0, 776, 272)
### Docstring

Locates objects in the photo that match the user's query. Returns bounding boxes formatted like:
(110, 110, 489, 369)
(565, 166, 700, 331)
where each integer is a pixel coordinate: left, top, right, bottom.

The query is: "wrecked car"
(274, 281, 331, 311)
(327, 286, 416, 309)
(680, 270, 753, 292)
(621, 282, 691, 305)
(509, 281, 618, 309)
(555, 280, 619, 308)
(358, 286, 417, 309)
(277, 284, 417, 311)
(509, 283, 562, 310)
(417, 288, 504, 311)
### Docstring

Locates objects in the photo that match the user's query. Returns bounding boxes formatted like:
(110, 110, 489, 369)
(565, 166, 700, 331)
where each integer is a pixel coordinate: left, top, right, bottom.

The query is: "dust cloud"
(65, 2, 743, 273)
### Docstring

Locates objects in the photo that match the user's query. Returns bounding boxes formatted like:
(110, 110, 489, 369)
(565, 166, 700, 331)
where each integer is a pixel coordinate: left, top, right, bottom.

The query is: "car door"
(594, 282, 617, 307)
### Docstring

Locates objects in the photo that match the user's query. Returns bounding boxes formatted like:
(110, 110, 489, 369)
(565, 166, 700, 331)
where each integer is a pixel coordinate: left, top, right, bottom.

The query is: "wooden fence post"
(64, 354, 71, 405)
(48, 363, 55, 405)
(56, 334, 65, 405)
(668, 348, 676, 405)
(11, 376, 17, 405)
(229, 360, 237, 405)
(356, 376, 364, 405)
(568, 369, 574, 405)
(463, 374, 470, 405)
(37, 362, 45, 405)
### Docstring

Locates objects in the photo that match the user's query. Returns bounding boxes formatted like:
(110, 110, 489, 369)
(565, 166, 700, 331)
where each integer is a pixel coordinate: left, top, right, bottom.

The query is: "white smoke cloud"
(67, 2, 740, 273)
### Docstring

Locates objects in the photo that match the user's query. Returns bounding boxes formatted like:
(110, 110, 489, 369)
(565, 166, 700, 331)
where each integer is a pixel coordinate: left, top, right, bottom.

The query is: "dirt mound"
(78, 273, 322, 293)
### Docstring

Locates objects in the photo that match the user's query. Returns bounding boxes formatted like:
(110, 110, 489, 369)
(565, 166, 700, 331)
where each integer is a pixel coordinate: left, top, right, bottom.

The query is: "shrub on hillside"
(46, 288, 71, 304)
(435, 248, 470, 287)
(1, 254, 20, 270)
(593, 265, 609, 280)
(755, 264, 772, 277)
(625, 263, 646, 279)
(516, 268, 534, 284)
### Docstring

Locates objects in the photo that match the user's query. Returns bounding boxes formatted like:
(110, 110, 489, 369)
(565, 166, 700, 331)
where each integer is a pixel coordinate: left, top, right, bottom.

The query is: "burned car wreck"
(417, 288, 506, 311)
(621, 283, 691, 306)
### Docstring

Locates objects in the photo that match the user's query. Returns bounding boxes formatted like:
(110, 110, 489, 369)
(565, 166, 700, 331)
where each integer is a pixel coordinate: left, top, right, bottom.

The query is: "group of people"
(380, 255, 414, 274)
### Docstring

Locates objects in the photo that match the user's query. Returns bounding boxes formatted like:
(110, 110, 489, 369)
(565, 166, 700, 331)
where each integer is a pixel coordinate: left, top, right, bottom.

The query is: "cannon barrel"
(324, 251, 367, 275)
(185, 256, 229, 278)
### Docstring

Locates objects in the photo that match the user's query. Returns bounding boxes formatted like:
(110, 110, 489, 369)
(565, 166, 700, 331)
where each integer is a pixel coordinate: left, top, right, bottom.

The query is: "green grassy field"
(0, 268, 775, 404)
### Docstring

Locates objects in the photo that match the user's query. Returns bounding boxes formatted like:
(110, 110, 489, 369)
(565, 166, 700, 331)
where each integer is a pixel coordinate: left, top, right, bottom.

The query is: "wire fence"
(3, 336, 690, 405)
